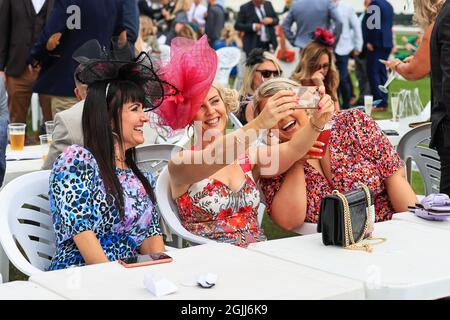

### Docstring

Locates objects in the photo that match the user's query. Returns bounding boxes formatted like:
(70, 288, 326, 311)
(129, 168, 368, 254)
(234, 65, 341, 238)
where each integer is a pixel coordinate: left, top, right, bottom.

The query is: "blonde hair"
(241, 51, 281, 97)
(253, 78, 300, 116)
(291, 41, 339, 101)
(220, 24, 240, 47)
(413, 0, 445, 29)
(177, 24, 197, 40)
(212, 82, 240, 113)
(174, 0, 192, 14)
(139, 15, 156, 42)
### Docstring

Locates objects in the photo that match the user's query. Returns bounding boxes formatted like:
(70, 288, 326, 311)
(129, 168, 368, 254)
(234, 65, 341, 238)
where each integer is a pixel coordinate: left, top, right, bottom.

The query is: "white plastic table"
(248, 220, 450, 299)
(376, 119, 415, 146)
(29, 243, 364, 300)
(0, 281, 64, 300)
(4, 145, 43, 187)
(393, 212, 450, 231)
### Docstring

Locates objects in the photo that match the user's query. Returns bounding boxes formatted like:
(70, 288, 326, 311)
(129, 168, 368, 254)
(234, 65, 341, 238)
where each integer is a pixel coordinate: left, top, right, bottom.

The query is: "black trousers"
(438, 146, 450, 197)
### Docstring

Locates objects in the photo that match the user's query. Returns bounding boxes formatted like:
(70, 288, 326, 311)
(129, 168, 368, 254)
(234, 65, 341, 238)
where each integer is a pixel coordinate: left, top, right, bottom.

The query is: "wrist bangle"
(309, 118, 324, 132)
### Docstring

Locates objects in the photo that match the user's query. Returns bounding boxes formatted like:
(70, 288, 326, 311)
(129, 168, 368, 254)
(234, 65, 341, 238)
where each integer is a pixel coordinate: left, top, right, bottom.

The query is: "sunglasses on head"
(256, 69, 282, 78)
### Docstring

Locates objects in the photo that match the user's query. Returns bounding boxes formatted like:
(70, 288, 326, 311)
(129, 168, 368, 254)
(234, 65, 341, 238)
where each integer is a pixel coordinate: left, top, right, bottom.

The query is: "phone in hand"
(118, 252, 173, 268)
(296, 86, 320, 109)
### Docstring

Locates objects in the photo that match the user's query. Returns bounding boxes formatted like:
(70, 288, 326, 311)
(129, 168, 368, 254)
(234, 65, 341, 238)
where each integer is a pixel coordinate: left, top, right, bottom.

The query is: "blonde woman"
(154, 37, 335, 247)
(256, 78, 416, 230)
(238, 49, 283, 125)
(381, 0, 445, 80)
(136, 15, 161, 55)
(291, 33, 340, 111)
(166, 0, 192, 44)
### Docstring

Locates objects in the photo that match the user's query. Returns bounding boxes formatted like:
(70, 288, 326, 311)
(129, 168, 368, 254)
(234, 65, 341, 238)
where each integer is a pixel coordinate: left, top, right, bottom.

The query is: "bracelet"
(309, 118, 324, 132)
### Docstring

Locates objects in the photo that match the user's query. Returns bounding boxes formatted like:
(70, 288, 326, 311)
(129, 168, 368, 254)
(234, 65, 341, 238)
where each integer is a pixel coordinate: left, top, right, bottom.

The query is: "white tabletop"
(376, 119, 414, 146)
(4, 145, 43, 186)
(248, 220, 450, 299)
(393, 212, 450, 231)
(29, 243, 364, 300)
(0, 281, 64, 300)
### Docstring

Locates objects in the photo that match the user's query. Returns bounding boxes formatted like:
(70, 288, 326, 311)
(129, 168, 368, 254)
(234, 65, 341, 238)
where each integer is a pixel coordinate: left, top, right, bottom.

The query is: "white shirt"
(188, 3, 207, 28)
(31, 0, 46, 14)
(254, 5, 268, 42)
(335, 2, 363, 56)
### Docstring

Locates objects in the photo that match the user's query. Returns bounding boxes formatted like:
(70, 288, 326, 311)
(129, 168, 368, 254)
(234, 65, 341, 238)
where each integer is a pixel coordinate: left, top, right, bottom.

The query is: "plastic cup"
(308, 122, 332, 157)
(391, 92, 400, 122)
(8, 123, 26, 151)
(364, 95, 373, 116)
(39, 134, 52, 161)
(45, 121, 55, 135)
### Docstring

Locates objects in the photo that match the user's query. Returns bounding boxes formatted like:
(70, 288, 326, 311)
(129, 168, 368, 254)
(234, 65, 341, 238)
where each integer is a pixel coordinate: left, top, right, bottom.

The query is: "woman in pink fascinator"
(154, 35, 336, 247)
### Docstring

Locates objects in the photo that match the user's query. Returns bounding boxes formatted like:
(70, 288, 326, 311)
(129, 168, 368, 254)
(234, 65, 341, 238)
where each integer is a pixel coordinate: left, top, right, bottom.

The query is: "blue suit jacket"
(362, 0, 393, 49)
(31, 0, 125, 97)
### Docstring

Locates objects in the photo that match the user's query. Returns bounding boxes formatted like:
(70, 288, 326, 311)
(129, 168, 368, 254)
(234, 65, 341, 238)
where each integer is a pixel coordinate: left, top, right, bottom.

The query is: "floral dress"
(48, 145, 162, 270)
(175, 156, 267, 247)
(260, 109, 405, 223)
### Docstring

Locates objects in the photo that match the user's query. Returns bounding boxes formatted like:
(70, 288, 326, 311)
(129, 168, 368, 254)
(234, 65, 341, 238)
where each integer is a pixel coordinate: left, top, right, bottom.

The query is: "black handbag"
(317, 183, 386, 252)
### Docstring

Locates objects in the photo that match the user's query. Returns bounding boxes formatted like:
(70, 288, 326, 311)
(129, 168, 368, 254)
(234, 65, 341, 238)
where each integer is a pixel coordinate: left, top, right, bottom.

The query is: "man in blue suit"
(362, 0, 394, 111)
(30, 0, 126, 117)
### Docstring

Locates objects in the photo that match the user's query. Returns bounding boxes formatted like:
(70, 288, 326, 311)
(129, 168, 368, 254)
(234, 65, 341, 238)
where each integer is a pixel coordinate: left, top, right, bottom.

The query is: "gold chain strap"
(332, 183, 386, 253)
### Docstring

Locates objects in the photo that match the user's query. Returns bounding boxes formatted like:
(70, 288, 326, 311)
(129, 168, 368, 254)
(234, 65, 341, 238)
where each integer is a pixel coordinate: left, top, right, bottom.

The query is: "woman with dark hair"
(291, 28, 340, 111)
(47, 51, 178, 270)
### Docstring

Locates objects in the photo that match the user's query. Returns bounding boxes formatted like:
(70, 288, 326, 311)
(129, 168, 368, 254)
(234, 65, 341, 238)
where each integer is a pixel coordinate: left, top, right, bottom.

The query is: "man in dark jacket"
(430, 0, 450, 196)
(205, 0, 225, 47)
(362, 0, 394, 112)
(235, 0, 279, 56)
(0, 0, 54, 123)
(30, 0, 126, 117)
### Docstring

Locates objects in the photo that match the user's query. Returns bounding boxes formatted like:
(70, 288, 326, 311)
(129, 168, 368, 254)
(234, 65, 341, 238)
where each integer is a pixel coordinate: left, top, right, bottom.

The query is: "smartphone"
(382, 129, 399, 136)
(118, 252, 173, 268)
(296, 86, 320, 109)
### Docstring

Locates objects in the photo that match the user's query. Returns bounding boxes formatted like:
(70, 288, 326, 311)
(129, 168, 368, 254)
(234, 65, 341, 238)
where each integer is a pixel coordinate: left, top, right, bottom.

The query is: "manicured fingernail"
(319, 142, 325, 146)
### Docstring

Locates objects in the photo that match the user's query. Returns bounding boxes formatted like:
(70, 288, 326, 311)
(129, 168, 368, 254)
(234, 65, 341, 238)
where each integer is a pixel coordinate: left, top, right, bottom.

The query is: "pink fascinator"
(152, 35, 218, 130)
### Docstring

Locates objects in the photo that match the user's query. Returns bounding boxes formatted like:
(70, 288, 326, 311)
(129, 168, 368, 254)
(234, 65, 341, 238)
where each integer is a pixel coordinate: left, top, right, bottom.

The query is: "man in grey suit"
(282, 0, 343, 51)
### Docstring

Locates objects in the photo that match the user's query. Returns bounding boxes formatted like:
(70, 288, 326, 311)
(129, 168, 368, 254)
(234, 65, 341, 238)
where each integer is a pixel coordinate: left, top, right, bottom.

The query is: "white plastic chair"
(215, 47, 241, 87)
(0, 170, 55, 278)
(136, 143, 183, 178)
(155, 167, 266, 247)
(228, 112, 243, 130)
(136, 144, 185, 246)
(159, 44, 171, 63)
(397, 122, 441, 195)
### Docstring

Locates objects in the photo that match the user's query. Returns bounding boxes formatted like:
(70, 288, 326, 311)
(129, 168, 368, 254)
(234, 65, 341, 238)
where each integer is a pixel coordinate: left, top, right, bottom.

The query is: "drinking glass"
(8, 123, 26, 151)
(390, 92, 400, 122)
(364, 95, 373, 116)
(39, 134, 52, 161)
(45, 120, 55, 135)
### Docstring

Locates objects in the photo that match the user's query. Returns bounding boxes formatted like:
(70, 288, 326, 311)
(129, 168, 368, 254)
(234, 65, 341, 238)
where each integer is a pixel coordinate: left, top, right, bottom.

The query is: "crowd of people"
(0, 0, 447, 270)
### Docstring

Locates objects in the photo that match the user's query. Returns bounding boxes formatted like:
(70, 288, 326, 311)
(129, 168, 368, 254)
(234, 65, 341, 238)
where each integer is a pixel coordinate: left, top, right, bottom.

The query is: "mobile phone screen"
(120, 253, 172, 265)
(297, 86, 320, 109)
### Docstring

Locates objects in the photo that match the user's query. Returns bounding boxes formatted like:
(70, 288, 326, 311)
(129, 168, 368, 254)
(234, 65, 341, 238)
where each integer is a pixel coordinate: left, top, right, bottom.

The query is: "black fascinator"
(245, 48, 265, 67)
(73, 39, 179, 111)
